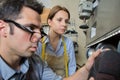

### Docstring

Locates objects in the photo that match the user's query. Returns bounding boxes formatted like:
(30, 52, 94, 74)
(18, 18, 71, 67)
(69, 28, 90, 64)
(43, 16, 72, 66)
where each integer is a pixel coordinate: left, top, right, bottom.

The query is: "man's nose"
(31, 32, 41, 43)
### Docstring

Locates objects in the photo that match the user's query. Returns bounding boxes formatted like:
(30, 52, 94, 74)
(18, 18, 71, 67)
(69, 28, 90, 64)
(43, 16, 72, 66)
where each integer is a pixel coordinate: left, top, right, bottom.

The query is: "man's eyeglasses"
(3, 19, 47, 42)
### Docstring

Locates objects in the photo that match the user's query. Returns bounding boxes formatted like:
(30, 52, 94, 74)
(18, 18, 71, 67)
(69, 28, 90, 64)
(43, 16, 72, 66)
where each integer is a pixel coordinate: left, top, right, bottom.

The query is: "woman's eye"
(65, 20, 69, 24)
(57, 18, 62, 22)
(57, 18, 69, 24)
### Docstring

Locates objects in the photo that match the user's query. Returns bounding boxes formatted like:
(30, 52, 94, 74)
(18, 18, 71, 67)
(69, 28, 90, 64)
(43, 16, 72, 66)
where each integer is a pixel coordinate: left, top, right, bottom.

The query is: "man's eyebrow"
(25, 24, 41, 29)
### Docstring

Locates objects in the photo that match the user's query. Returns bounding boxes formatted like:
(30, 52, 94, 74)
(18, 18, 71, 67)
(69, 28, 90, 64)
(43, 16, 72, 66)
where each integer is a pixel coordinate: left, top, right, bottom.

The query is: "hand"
(63, 49, 101, 80)
(84, 49, 101, 72)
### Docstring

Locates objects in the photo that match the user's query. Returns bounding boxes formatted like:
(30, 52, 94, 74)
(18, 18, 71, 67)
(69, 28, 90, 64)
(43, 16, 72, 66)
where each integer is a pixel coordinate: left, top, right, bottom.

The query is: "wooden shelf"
(41, 8, 50, 25)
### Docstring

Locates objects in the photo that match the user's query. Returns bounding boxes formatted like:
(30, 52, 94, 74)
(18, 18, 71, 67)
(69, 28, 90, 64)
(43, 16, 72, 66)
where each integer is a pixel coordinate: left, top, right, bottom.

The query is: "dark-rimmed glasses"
(3, 19, 46, 43)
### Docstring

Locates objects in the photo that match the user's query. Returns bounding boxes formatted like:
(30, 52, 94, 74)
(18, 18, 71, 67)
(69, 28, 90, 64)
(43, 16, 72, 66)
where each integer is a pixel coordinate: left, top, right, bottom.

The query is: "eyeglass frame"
(3, 19, 45, 42)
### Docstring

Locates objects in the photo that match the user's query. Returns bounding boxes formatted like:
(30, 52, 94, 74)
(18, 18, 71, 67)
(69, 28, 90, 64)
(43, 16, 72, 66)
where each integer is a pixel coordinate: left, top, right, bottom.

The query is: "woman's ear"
(47, 19, 52, 26)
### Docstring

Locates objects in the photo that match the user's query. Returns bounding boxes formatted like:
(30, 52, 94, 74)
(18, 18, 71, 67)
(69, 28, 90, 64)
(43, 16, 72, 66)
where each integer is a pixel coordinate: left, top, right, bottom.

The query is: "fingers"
(89, 77, 94, 80)
(89, 49, 101, 61)
(85, 49, 101, 71)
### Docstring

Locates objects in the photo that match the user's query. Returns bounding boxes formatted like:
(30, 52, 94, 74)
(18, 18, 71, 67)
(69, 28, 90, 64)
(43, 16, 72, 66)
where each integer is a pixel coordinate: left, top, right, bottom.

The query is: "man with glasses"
(0, 0, 101, 80)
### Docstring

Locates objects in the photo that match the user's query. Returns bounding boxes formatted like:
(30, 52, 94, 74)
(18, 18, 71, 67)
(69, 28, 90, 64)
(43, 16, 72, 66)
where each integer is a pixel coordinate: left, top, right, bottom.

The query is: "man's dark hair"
(0, 0, 44, 20)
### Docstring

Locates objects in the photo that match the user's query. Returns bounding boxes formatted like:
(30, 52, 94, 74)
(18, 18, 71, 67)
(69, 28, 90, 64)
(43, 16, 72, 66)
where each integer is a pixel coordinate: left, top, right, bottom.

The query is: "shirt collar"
(44, 36, 63, 45)
(46, 36, 64, 53)
(0, 57, 29, 80)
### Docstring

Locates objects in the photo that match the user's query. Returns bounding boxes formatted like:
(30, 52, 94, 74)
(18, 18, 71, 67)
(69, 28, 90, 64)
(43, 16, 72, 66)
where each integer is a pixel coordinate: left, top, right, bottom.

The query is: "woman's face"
(48, 10, 69, 35)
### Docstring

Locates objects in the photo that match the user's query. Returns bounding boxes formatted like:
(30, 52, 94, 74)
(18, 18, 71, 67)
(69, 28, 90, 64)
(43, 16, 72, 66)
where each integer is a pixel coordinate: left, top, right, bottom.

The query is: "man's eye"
(28, 26, 35, 30)
(25, 26, 35, 32)
(30, 26, 35, 30)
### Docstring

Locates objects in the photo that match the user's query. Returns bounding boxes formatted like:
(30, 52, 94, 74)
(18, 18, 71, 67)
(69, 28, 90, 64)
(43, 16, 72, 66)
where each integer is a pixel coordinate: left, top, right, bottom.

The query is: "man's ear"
(0, 20, 5, 28)
(0, 20, 8, 37)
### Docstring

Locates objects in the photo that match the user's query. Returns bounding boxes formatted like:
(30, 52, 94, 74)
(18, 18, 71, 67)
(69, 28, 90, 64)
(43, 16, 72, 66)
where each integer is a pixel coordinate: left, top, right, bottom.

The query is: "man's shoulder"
(29, 54, 43, 64)
(27, 54, 44, 79)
